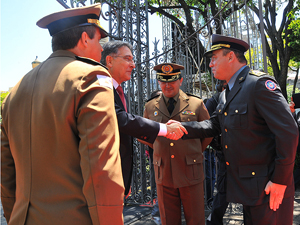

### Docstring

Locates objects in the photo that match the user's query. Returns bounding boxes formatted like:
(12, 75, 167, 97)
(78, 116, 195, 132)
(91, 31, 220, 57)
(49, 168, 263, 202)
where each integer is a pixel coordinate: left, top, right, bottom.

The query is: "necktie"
(116, 85, 127, 112)
(225, 85, 230, 100)
(167, 98, 175, 115)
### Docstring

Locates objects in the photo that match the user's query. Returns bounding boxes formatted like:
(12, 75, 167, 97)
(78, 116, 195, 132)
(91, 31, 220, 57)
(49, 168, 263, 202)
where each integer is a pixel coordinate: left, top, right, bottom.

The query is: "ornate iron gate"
(57, 0, 264, 210)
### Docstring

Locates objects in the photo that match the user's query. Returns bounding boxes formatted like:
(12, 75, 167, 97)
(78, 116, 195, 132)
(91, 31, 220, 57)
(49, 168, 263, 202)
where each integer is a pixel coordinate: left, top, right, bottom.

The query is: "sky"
(0, 1, 162, 91)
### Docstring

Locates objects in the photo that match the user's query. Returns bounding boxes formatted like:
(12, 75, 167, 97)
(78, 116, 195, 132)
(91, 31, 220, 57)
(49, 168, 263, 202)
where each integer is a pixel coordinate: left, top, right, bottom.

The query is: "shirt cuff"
(158, 123, 167, 136)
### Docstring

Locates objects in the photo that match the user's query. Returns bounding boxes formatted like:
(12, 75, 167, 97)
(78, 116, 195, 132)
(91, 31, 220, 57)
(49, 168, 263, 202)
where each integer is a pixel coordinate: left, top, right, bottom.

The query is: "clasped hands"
(165, 120, 187, 140)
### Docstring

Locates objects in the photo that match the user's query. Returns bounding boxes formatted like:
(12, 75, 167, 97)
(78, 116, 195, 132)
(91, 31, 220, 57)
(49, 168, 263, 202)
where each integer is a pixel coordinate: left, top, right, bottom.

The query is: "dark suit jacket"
(114, 88, 160, 195)
(182, 66, 299, 206)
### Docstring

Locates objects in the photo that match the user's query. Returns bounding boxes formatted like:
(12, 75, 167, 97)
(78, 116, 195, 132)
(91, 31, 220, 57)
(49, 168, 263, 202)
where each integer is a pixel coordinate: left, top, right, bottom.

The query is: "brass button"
(219, 109, 221, 112)
(171, 155, 175, 159)
(225, 129, 228, 132)
(226, 162, 229, 165)
(235, 110, 238, 113)
(170, 143, 174, 147)
(224, 112, 227, 116)
(194, 159, 196, 163)
(252, 172, 255, 176)
(225, 145, 228, 149)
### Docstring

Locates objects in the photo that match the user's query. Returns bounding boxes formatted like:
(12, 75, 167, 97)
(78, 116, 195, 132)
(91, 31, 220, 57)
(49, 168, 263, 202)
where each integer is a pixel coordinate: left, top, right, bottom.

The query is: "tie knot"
(169, 98, 175, 104)
(116, 85, 124, 94)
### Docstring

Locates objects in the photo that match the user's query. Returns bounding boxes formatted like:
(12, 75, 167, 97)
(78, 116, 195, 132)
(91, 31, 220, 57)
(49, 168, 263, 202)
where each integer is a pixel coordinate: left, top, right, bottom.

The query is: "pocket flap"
(239, 164, 268, 178)
(186, 154, 203, 165)
(230, 103, 247, 115)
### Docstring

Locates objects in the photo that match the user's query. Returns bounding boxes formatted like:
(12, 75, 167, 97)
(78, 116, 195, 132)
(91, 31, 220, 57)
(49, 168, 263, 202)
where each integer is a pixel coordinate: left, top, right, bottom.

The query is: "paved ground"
(1, 190, 300, 224)
(124, 189, 300, 225)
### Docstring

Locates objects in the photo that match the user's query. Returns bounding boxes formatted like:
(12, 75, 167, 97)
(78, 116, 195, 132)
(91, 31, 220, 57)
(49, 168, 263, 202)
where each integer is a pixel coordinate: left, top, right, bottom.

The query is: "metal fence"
(57, 0, 264, 210)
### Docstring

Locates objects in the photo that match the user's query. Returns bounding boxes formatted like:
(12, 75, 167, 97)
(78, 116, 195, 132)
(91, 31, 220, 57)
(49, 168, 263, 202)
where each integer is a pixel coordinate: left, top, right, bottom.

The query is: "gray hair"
(100, 40, 133, 65)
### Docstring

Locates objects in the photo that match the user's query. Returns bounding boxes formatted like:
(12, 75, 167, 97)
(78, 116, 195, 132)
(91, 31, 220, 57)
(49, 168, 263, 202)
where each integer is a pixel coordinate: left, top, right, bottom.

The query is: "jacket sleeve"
(76, 71, 124, 225)
(1, 95, 16, 223)
(182, 113, 221, 140)
(198, 100, 213, 151)
(254, 78, 298, 186)
(115, 99, 160, 144)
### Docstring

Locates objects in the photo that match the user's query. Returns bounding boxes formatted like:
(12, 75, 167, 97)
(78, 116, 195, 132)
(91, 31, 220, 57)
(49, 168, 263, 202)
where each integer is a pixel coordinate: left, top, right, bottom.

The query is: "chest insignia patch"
(265, 80, 277, 91)
(154, 111, 158, 116)
(182, 111, 195, 115)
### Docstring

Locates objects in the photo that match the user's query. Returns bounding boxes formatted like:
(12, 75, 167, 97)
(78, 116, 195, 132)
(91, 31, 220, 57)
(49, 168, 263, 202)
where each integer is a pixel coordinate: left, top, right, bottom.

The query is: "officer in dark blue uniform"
(180, 34, 298, 225)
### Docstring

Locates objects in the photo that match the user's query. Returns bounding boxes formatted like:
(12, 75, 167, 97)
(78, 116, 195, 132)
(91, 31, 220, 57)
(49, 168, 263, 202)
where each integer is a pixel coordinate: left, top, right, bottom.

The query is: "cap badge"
(265, 80, 276, 91)
(161, 65, 173, 74)
(154, 111, 158, 116)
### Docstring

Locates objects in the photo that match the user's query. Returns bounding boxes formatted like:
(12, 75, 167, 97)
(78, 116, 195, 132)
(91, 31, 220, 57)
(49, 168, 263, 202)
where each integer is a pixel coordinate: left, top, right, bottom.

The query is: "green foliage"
(0, 91, 9, 106)
(0, 91, 9, 123)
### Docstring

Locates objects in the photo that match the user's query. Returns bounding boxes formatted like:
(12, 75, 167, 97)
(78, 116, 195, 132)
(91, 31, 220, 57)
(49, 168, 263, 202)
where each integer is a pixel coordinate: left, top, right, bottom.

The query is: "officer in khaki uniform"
(1, 4, 124, 225)
(143, 63, 212, 225)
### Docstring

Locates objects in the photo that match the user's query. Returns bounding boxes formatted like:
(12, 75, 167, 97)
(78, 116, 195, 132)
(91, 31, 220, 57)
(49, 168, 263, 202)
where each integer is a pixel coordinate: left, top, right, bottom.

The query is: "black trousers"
(243, 195, 294, 225)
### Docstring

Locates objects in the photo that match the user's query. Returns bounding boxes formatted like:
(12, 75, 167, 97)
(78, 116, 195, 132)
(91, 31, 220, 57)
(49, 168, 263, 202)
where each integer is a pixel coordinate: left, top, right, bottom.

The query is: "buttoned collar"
(227, 65, 247, 90)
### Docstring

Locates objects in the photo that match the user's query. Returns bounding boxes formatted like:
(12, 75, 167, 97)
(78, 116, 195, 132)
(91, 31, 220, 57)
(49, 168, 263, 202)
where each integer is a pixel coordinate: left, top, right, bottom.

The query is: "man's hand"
(165, 120, 188, 140)
(264, 180, 287, 211)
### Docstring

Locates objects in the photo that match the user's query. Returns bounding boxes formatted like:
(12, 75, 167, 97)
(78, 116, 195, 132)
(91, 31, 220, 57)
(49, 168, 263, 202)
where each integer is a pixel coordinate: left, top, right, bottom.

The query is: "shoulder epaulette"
(146, 94, 161, 102)
(186, 93, 202, 99)
(249, 70, 267, 77)
(75, 56, 108, 70)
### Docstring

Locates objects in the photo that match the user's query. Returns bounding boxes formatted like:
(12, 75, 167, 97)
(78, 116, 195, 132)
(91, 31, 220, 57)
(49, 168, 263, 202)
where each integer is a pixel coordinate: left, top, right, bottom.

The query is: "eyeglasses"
(112, 55, 135, 64)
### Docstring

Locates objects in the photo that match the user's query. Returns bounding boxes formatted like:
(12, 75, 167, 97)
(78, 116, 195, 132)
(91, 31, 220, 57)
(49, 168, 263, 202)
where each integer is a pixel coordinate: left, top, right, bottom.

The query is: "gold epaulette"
(249, 70, 267, 77)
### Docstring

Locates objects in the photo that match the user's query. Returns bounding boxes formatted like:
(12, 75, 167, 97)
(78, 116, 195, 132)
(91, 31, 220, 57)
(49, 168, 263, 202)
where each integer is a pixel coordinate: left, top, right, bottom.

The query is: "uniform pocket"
(185, 154, 203, 180)
(239, 164, 268, 198)
(228, 103, 248, 129)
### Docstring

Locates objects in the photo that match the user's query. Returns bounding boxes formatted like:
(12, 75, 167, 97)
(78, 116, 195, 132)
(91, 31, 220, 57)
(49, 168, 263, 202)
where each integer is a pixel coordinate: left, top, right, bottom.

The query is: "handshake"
(165, 120, 187, 140)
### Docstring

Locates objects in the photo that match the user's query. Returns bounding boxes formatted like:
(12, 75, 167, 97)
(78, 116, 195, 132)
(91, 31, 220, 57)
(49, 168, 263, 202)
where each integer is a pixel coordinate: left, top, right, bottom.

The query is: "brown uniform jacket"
(1, 50, 124, 225)
(143, 90, 211, 188)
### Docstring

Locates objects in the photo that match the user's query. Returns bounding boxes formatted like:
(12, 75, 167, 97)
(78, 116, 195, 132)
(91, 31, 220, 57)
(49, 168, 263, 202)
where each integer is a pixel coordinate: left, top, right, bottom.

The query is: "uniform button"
(194, 159, 196, 163)
(235, 110, 238, 113)
(219, 109, 221, 112)
(252, 172, 255, 176)
(170, 143, 174, 146)
(224, 112, 227, 116)
(171, 155, 175, 159)
(188, 118, 190, 121)
(225, 129, 228, 132)
(226, 162, 229, 165)
(225, 145, 228, 149)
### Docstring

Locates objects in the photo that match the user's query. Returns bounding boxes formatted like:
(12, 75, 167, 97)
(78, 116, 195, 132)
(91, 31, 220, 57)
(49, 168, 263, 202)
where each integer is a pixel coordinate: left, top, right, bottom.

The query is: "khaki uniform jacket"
(143, 90, 211, 188)
(1, 50, 124, 225)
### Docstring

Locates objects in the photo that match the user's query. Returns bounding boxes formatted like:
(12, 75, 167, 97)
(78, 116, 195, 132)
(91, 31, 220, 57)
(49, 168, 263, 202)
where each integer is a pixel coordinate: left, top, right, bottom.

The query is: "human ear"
(80, 32, 89, 47)
(106, 55, 113, 67)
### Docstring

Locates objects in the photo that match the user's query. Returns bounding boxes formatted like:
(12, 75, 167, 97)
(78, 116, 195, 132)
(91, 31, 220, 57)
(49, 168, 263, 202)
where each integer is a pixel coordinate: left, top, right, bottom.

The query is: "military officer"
(1, 4, 124, 225)
(180, 34, 298, 224)
(143, 63, 212, 225)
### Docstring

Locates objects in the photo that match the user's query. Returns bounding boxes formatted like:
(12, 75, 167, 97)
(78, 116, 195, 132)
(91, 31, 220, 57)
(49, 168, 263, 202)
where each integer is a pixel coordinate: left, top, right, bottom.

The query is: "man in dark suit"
(178, 34, 298, 224)
(100, 41, 187, 196)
